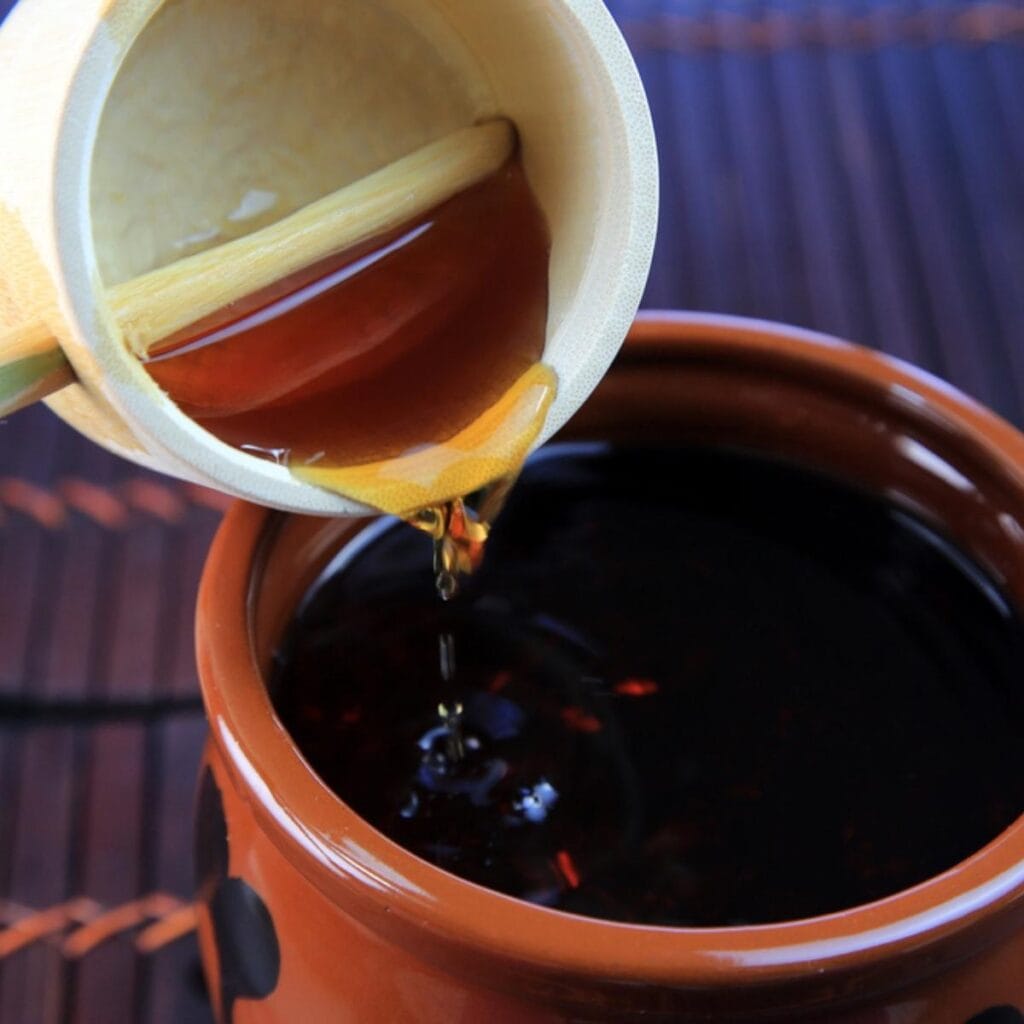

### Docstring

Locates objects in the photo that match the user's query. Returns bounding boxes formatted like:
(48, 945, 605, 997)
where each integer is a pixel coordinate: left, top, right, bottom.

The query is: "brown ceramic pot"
(195, 313, 1024, 1024)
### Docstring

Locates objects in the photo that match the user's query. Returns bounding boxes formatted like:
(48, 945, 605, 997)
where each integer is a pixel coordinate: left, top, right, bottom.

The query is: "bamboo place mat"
(1, 1, 1022, 1021)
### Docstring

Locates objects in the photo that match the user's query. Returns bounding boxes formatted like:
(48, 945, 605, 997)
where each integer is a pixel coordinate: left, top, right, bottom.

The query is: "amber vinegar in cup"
(144, 156, 554, 516)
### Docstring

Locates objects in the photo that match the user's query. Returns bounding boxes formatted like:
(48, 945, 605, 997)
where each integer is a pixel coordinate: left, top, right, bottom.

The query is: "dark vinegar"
(144, 158, 553, 515)
(272, 445, 1024, 926)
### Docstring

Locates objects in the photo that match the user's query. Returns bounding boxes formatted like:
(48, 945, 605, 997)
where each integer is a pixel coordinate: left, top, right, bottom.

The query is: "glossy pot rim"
(197, 311, 1024, 991)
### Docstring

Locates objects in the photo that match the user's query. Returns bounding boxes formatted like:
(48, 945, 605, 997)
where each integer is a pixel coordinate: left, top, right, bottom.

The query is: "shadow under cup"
(195, 313, 1024, 1023)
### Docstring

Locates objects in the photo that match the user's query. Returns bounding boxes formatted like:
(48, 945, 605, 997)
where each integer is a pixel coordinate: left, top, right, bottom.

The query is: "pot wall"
(195, 314, 1024, 1023)
(195, 742, 1024, 1024)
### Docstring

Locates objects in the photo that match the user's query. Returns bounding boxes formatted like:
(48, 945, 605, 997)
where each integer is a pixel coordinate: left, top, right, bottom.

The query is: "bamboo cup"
(0, 0, 658, 515)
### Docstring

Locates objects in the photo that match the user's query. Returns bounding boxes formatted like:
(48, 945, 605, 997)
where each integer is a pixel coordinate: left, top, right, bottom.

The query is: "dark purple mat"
(1, 1, 1022, 1021)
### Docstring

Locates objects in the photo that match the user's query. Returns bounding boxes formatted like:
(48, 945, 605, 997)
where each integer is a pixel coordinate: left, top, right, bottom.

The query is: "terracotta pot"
(195, 313, 1024, 1023)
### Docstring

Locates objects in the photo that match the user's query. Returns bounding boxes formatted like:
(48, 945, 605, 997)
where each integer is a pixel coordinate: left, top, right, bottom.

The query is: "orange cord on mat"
(136, 904, 200, 954)
(0, 476, 230, 530)
(0, 895, 198, 961)
(0, 899, 102, 959)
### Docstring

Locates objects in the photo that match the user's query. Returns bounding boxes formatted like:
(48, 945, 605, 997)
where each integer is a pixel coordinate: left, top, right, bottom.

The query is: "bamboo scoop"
(0, 119, 516, 419)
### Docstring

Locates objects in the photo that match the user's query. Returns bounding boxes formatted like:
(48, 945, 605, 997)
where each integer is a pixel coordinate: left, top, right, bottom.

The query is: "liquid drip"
(144, 158, 554, 515)
(409, 472, 520, 599)
(273, 444, 1024, 927)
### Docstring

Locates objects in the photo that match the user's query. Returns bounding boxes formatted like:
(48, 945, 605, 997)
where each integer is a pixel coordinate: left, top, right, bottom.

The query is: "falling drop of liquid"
(439, 632, 457, 682)
(408, 472, 519, 600)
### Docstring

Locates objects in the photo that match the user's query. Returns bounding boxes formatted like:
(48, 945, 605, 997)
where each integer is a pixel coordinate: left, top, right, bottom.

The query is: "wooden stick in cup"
(0, 119, 516, 418)
(0, 319, 76, 418)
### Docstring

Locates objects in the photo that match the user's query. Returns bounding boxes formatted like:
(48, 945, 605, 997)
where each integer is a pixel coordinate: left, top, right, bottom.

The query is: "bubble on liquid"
(415, 713, 509, 808)
(418, 724, 456, 765)
(512, 779, 559, 824)
(415, 751, 508, 807)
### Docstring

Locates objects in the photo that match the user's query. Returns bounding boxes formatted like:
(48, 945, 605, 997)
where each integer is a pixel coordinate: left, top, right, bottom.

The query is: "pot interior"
(215, 320, 1024, 996)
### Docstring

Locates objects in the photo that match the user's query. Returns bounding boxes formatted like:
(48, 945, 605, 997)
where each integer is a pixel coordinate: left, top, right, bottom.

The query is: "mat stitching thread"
(0, 477, 230, 529)
(0, 896, 198, 959)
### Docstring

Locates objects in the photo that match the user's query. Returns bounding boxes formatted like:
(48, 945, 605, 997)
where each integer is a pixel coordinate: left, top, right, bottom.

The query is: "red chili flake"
(489, 670, 513, 694)
(342, 708, 362, 725)
(730, 784, 763, 801)
(614, 678, 660, 697)
(301, 706, 324, 724)
(555, 850, 581, 889)
(561, 707, 602, 733)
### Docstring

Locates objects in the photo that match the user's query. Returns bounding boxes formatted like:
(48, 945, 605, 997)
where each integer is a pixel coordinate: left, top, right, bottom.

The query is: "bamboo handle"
(111, 118, 517, 356)
(0, 319, 75, 418)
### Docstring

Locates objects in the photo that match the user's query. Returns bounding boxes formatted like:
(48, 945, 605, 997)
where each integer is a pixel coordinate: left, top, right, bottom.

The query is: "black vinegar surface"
(271, 444, 1024, 927)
